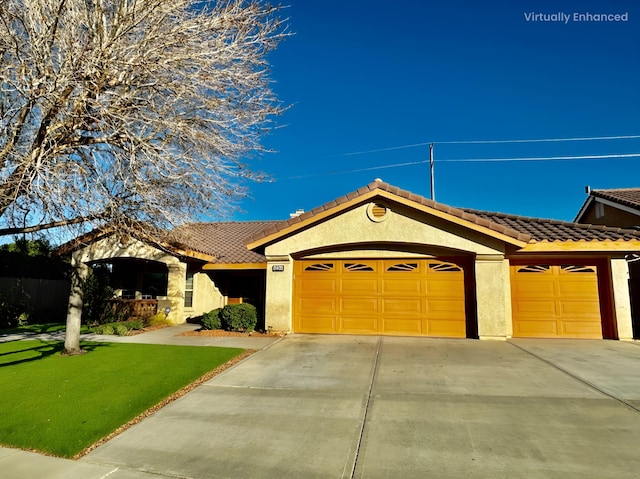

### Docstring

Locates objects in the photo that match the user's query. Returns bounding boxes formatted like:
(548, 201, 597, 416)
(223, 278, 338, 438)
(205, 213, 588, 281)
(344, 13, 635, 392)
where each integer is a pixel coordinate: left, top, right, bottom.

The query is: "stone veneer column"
(475, 255, 512, 340)
(264, 256, 292, 333)
(610, 257, 633, 340)
(165, 262, 187, 324)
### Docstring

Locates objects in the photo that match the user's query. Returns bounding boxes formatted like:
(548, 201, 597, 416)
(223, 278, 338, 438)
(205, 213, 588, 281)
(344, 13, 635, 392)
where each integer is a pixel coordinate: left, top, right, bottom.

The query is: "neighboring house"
(575, 187, 640, 338)
(575, 187, 640, 228)
(60, 180, 640, 340)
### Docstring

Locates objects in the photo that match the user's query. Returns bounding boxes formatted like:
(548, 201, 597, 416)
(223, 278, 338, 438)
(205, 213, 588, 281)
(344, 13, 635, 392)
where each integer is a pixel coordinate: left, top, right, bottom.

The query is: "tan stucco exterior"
(475, 255, 512, 340)
(610, 257, 634, 340)
(264, 256, 292, 333)
(184, 272, 225, 319)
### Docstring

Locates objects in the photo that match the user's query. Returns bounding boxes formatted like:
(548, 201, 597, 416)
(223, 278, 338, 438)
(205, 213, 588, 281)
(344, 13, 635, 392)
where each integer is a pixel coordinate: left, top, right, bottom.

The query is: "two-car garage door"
(293, 259, 466, 337)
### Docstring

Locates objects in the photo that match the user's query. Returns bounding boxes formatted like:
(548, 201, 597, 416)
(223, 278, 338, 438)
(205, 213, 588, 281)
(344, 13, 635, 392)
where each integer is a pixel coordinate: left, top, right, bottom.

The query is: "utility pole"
(429, 143, 435, 201)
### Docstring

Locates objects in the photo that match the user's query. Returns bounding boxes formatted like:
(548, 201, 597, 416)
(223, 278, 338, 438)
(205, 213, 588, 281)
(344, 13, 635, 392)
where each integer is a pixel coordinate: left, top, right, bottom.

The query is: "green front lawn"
(0, 340, 244, 458)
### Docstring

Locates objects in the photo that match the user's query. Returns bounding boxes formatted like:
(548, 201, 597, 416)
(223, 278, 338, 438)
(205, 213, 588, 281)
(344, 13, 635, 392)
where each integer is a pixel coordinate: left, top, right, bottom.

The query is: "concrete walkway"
(0, 323, 282, 350)
(3, 334, 640, 478)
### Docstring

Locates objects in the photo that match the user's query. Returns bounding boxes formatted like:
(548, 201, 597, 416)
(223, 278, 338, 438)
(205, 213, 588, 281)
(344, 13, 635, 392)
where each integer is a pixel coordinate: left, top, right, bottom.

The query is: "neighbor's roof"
(573, 187, 640, 223)
(590, 188, 640, 209)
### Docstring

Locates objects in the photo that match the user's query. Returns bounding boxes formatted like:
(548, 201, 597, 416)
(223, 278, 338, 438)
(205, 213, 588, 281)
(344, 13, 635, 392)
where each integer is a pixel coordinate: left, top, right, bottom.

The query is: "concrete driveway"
(75, 335, 640, 479)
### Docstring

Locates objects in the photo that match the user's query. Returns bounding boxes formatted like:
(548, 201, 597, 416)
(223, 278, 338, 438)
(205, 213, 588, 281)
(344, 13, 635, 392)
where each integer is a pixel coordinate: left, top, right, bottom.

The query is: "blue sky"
(235, 0, 640, 222)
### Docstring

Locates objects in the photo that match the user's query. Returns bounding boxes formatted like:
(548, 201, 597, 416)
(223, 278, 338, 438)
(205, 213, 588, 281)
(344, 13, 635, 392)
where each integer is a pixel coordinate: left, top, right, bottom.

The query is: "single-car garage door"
(293, 259, 466, 337)
(510, 263, 603, 338)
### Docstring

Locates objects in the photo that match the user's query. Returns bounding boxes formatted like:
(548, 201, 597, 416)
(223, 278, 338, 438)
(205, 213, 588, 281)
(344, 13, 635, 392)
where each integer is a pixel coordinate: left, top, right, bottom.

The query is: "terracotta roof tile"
(168, 221, 283, 264)
(592, 188, 640, 209)
(462, 208, 640, 242)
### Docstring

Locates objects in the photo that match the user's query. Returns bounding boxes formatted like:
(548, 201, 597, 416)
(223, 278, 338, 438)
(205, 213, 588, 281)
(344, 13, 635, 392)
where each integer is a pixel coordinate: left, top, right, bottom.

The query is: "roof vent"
(585, 185, 591, 194)
(289, 209, 304, 218)
(367, 202, 390, 222)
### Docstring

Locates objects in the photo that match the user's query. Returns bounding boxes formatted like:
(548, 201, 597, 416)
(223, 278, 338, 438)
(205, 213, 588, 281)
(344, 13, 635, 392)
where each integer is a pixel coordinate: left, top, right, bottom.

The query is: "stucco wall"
(475, 256, 512, 339)
(184, 272, 225, 319)
(265, 204, 506, 258)
(610, 257, 634, 340)
(264, 257, 293, 333)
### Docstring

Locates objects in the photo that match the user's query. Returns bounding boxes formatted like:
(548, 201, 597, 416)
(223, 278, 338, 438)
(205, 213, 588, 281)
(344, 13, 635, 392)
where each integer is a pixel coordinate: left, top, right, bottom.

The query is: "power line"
(283, 160, 427, 180)
(280, 152, 640, 180)
(440, 153, 640, 162)
(342, 134, 640, 157)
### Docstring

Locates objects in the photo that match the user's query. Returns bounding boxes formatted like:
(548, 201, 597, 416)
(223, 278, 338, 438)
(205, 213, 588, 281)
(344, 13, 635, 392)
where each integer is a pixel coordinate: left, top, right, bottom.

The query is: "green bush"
(115, 324, 129, 336)
(123, 319, 143, 331)
(202, 308, 222, 330)
(221, 303, 257, 332)
(101, 324, 115, 335)
(91, 319, 143, 335)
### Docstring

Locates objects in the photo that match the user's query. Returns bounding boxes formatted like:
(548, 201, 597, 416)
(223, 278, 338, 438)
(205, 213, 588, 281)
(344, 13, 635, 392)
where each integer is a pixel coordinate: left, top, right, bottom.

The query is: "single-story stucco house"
(61, 180, 640, 340)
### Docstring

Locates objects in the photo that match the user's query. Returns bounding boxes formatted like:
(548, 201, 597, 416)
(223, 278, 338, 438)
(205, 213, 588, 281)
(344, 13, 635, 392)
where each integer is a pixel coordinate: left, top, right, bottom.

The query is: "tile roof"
(461, 208, 640, 242)
(168, 221, 283, 264)
(246, 180, 533, 245)
(245, 180, 640, 247)
(61, 182, 640, 262)
(591, 188, 640, 210)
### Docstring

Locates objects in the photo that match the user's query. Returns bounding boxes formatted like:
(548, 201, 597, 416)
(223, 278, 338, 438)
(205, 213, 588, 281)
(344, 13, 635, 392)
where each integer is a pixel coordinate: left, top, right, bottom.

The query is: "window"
(304, 263, 334, 271)
(428, 262, 461, 272)
(387, 263, 418, 272)
(184, 271, 194, 308)
(595, 202, 604, 219)
(517, 265, 550, 273)
(561, 265, 596, 273)
(344, 263, 374, 272)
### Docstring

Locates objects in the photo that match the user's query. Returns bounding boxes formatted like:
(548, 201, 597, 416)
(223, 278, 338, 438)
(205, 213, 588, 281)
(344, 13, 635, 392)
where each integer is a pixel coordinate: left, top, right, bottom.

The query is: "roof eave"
(518, 239, 640, 253)
(246, 188, 530, 250)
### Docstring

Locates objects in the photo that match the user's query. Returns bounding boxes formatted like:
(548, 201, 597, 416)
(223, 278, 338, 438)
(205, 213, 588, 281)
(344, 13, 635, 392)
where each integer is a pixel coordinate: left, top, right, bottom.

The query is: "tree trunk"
(63, 256, 89, 355)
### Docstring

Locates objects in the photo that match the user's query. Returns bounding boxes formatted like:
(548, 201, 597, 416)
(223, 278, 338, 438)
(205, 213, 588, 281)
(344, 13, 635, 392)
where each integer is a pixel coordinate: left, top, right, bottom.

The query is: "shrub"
(202, 308, 222, 330)
(144, 312, 168, 327)
(221, 303, 257, 332)
(101, 324, 115, 335)
(115, 324, 129, 336)
(123, 319, 143, 331)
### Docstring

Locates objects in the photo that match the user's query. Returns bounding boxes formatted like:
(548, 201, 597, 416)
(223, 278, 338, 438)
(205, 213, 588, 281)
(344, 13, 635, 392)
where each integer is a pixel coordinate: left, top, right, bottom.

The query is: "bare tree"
(0, 0, 287, 353)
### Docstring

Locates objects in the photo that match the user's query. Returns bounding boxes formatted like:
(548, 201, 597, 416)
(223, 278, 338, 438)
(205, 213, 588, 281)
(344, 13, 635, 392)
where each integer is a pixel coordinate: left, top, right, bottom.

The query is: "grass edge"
(72, 348, 257, 459)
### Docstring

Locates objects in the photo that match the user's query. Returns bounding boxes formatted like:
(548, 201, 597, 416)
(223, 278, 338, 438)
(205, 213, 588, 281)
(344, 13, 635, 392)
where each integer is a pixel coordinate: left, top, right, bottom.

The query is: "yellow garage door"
(293, 259, 466, 337)
(510, 263, 602, 338)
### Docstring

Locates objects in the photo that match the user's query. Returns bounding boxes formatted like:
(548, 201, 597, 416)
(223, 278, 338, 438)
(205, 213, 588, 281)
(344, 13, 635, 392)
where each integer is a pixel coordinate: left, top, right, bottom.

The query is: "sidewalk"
(0, 323, 283, 349)
(0, 324, 283, 479)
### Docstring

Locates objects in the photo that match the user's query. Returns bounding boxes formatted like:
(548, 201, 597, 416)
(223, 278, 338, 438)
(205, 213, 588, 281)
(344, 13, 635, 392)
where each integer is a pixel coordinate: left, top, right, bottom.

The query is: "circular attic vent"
(367, 202, 390, 222)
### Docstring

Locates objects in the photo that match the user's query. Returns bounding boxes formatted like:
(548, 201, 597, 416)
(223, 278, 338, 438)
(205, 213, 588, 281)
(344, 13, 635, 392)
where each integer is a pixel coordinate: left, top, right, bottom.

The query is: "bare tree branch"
(0, 0, 288, 239)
